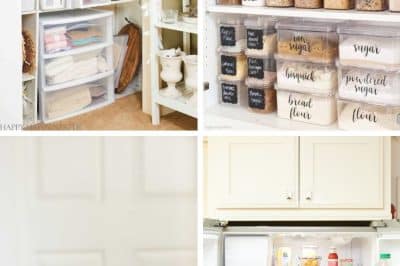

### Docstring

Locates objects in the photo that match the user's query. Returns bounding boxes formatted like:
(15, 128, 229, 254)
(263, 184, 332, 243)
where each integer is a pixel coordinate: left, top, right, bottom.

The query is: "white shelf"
(155, 21, 198, 34)
(43, 42, 113, 59)
(22, 73, 35, 82)
(207, 5, 400, 22)
(155, 92, 197, 118)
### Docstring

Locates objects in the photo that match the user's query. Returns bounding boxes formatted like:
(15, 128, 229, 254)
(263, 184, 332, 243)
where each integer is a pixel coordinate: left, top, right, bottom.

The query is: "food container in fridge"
(390, 0, 400, 11)
(275, 54, 337, 95)
(242, 0, 266, 6)
(218, 17, 246, 53)
(218, 51, 247, 81)
(266, 0, 294, 7)
(217, 0, 242, 4)
(40, 0, 66, 10)
(276, 85, 337, 125)
(218, 79, 247, 106)
(324, 0, 354, 9)
(337, 62, 400, 106)
(244, 17, 277, 57)
(355, 0, 387, 11)
(246, 56, 277, 88)
(298, 257, 322, 266)
(22, 0, 36, 12)
(338, 21, 400, 68)
(247, 86, 277, 113)
(276, 19, 339, 63)
(295, 0, 322, 8)
(337, 99, 400, 130)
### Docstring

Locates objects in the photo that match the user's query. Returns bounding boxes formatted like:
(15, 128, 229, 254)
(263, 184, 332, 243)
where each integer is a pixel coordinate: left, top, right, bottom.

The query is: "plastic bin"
(337, 99, 400, 130)
(275, 54, 337, 95)
(246, 56, 277, 88)
(242, 0, 266, 6)
(218, 51, 247, 81)
(276, 19, 339, 63)
(22, 0, 36, 12)
(338, 21, 400, 68)
(295, 0, 322, 8)
(266, 0, 294, 7)
(218, 17, 246, 53)
(355, 0, 387, 11)
(40, 0, 65, 10)
(217, 0, 242, 4)
(244, 17, 277, 57)
(72, 0, 109, 8)
(247, 86, 277, 113)
(390, 0, 400, 11)
(324, 0, 354, 9)
(218, 79, 247, 106)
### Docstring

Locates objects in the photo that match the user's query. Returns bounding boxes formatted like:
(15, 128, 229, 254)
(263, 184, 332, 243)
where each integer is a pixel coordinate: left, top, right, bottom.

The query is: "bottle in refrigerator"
(379, 253, 391, 266)
(328, 247, 338, 266)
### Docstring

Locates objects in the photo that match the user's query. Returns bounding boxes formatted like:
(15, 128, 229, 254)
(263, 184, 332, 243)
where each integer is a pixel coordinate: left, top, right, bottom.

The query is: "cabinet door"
(300, 137, 388, 209)
(208, 137, 299, 209)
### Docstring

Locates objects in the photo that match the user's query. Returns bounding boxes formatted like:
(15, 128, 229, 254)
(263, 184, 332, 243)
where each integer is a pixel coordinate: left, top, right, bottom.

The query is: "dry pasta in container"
(218, 17, 246, 53)
(355, 0, 387, 10)
(218, 51, 248, 81)
(246, 56, 277, 88)
(324, 0, 354, 9)
(338, 21, 400, 68)
(244, 17, 277, 57)
(295, 0, 323, 8)
(217, 0, 242, 4)
(276, 86, 337, 125)
(390, 0, 400, 11)
(275, 54, 337, 95)
(247, 86, 277, 113)
(276, 18, 339, 63)
(337, 99, 400, 130)
(242, 0, 266, 6)
(338, 62, 400, 106)
(266, 0, 294, 7)
(218, 79, 247, 106)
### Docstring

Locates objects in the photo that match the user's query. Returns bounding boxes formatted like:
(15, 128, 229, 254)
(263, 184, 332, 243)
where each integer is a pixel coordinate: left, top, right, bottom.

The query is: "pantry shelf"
(207, 5, 400, 23)
(155, 21, 198, 34)
(155, 92, 197, 118)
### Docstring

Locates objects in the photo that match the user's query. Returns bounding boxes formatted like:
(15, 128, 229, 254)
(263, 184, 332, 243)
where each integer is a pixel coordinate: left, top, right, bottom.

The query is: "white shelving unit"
(150, 0, 198, 125)
(204, 1, 400, 131)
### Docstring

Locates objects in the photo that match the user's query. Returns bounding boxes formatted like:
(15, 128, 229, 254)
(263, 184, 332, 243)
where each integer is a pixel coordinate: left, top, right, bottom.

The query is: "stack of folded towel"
(44, 26, 71, 54)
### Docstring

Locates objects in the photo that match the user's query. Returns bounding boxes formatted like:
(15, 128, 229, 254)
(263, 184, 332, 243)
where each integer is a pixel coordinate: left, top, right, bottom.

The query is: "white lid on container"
(276, 18, 340, 33)
(275, 53, 336, 66)
(338, 97, 400, 110)
(337, 21, 400, 37)
(217, 17, 243, 26)
(217, 48, 246, 55)
(218, 76, 245, 84)
(275, 83, 337, 97)
(336, 59, 400, 72)
(244, 16, 277, 29)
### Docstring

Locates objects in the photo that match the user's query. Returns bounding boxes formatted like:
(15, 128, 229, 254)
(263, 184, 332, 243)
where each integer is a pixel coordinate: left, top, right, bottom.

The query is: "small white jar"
(242, 0, 266, 6)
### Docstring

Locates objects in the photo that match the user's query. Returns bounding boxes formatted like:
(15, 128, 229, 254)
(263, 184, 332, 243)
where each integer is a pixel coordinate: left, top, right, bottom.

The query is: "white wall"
(392, 137, 400, 211)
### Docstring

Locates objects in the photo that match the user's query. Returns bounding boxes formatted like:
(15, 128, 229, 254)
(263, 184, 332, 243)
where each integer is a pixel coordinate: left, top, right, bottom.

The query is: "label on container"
(220, 26, 236, 47)
(328, 259, 338, 266)
(288, 94, 313, 120)
(344, 72, 387, 97)
(248, 58, 264, 79)
(221, 55, 237, 76)
(247, 29, 263, 50)
(353, 42, 381, 58)
(248, 88, 265, 109)
(285, 67, 315, 83)
(221, 83, 238, 104)
(289, 35, 311, 55)
(351, 107, 377, 124)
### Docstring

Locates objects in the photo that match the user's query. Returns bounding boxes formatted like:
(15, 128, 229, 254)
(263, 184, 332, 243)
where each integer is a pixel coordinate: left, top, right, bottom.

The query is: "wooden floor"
(27, 93, 197, 131)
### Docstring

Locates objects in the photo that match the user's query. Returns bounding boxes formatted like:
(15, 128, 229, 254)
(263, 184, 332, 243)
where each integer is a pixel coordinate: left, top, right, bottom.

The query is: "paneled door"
(299, 137, 390, 209)
(3, 137, 196, 266)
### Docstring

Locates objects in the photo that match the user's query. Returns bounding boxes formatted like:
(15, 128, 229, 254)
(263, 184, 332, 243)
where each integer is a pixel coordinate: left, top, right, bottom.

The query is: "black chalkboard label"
(248, 88, 265, 110)
(221, 83, 238, 104)
(221, 55, 237, 76)
(220, 26, 236, 47)
(248, 58, 264, 79)
(247, 29, 263, 50)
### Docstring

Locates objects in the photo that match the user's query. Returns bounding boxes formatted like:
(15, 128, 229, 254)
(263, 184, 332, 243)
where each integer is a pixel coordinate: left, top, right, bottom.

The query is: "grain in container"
(246, 56, 277, 88)
(217, 0, 242, 4)
(218, 17, 246, 53)
(355, 0, 387, 11)
(295, 0, 323, 8)
(338, 21, 400, 68)
(390, 0, 400, 11)
(338, 62, 400, 106)
(275, 54, 337, 95)
(218, 51, 247, 81)
(324, 0, 354, 9)
(266, 0, 294, 7)
(247, 86, 277, 113)
(218, 79, 247, 106)
(337, 99, 400, 130)
(276, 86, 337, 125)
(242, 0, 266, 6)
(276, 19, 339, 63)
(244, 17, 277, 57)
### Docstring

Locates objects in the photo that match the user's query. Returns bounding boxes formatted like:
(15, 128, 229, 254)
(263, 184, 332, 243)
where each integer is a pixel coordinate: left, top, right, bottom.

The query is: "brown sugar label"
(288, 94, 313, 120)
(289, 35, 311, 55)
(344, 73, 387, 97)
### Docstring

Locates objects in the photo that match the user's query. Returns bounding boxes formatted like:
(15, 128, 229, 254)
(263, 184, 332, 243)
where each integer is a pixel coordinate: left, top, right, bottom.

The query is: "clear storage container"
(246, 56, 277, 88)
(242, 0, 266, 6)
(266, 0, 294, 7)
(295, 0, 323, 8)
(244, 17, 277, 57)
(276, 86, 337, 125)
(337, 99, 400, 130)
(355, 0, 387, 10)
(218, 79, 247, 106)
(248, 86, 277, 113)
(217, 0, 242, 4)
(218, 51, 247, 81)
(276, 19, 339, 63)
(299, 257, 322, 266)
(40, 0, 65, 10)
(72, 0, 109, 8)
(324, 0, 354, 9)
(390, 0, 400, 11)
(22, 0, 36, 12)
(218, 17, 246, 53)
(338, 21, 400, 68)
(275, 54, 337, 95)
(338, 62, 400, 106)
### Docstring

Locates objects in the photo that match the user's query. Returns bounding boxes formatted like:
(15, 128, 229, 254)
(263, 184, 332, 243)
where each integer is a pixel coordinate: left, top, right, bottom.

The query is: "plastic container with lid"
(390, 0, 400, 11)
(338, 21, 400, 68)
(295, 0, 322, 8)
(218, 51, 247, 81)
(244, 17, 277, 57)
(217, 0, 242, 4)
(247, 86, 277, 113)
(355, 0, 387, 11)
(379, 253, 391, 266)
(276, 86, 337, 125)
(298, 257, 322, 266)
(337, 62, 400, 106)
(275, 54, 337, 95)
(266, 0, 294, 7)
(242, 0, 266, 6)
(246, 56, 277, 88)
(337, 99, 400, 130)
(218, 79, 247, 106)
(218, 17, 246, 53)
(324, 0, 354, 9)
(276, 19, 339, 63)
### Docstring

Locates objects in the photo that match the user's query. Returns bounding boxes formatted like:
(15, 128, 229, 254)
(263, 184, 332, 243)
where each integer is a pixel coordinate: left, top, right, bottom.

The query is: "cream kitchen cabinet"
(205, 137, 392, 221)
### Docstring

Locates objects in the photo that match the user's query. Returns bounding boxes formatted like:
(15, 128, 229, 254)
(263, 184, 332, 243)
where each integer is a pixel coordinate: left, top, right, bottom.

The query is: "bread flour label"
(220, 26, 236, 47)
(352, 107, 377, 123)
(248, 57, 264, 79)
(221, 83, 238, 104)
(248, 88, 265, 109)
(221, 55, 237, 76)
(289, 35, 311, 55)
(288, 94, 313, 120)
(247, 29, 263, 50)
(353, 42, 381, 57)
(344, 72, 387, 97)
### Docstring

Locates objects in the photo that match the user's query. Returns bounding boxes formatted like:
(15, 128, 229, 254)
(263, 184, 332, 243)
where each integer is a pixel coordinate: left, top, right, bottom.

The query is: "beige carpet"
(27, 93, 197, 131)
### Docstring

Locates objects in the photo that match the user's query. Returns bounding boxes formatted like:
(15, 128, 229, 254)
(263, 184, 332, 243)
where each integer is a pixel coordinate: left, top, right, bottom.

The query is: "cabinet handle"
(286, 192, 293, 200)
(305, 192, 313, 201)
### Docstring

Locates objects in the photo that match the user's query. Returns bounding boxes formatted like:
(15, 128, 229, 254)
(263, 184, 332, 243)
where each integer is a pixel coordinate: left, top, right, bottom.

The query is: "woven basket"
(22, 30, 36, 74)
